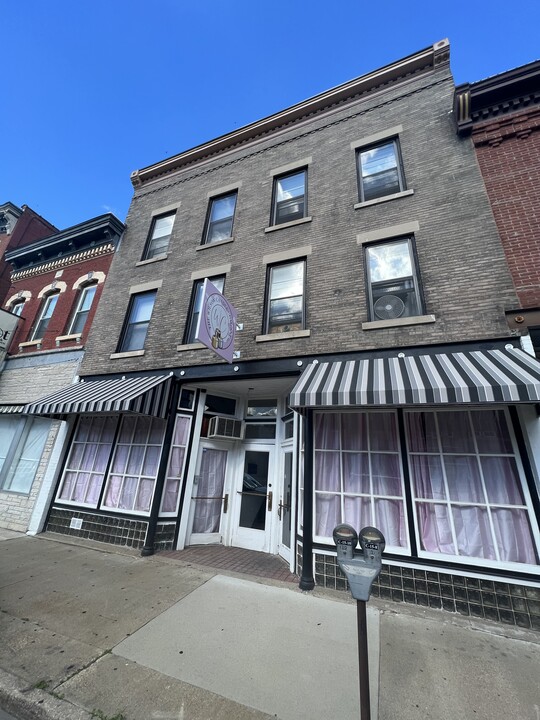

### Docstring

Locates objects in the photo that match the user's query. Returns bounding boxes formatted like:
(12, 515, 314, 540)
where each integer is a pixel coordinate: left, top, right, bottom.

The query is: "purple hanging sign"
(195, 279, 237, 364)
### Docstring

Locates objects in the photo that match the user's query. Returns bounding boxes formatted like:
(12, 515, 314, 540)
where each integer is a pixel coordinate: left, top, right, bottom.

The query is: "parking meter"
(333, 524, 385, 602)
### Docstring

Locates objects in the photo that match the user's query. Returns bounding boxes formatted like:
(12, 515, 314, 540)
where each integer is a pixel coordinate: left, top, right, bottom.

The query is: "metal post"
(357, 599, 371, 720)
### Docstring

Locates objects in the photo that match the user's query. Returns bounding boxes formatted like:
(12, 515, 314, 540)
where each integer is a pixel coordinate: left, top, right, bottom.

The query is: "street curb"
(0, 668, 93, 720)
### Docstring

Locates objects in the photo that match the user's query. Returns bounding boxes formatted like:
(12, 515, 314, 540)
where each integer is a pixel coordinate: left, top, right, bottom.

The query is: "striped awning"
(0, 405, 25, 414)
(290, 348, 540, 408)
(23, 374, 173, 419)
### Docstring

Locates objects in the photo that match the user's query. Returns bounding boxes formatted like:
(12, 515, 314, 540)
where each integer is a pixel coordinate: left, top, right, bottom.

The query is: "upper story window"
(118, 290, 157, 352)
(357, 139, 405, 202)
(365, 238, 422, 321)
(10, 300, 25, 317)
(68, 284, 97, 335)
(142, 212, 176, 260)
(184, 275, 225, 344)
(271, 170, 307, 225)
(203, 192, 237, 244)
(265, 260, 305, 334)
(30, 292, 59, 341)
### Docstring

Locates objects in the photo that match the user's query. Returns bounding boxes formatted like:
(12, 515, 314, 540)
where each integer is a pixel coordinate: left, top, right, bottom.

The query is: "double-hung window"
(118, 290, 157, 352)
(265, 260, 305, 334)
(203, 192, 237, 244)
(68, 284, 97, 335)
(30, 292, 59, 340)
(271, 170, 307, 225)
(142, 212, 175, 260)
(365, 238, 421, 321)
(184, 276, 225, 344)
(357, 138, 405, 202)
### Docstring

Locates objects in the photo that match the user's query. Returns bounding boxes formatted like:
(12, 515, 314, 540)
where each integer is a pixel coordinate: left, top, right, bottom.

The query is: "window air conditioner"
(207, 416, 245, 440)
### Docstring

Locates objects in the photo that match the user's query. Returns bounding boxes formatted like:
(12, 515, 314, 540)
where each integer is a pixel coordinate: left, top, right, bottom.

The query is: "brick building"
(24, 41, 540, 629)
(455, 60, 540, 352)
(0, 213, 124, 532)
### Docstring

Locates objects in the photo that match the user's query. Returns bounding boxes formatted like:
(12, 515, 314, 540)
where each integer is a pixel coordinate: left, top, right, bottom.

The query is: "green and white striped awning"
(290, 348, 540, 408)
(23, 374, 173, 419)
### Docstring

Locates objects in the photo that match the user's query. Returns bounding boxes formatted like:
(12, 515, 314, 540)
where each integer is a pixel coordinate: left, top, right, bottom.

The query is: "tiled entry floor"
(158, 545, 298, 583)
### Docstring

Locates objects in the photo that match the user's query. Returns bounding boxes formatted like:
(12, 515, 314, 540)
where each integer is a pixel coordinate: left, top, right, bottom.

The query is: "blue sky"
(3, 1, 539, 230)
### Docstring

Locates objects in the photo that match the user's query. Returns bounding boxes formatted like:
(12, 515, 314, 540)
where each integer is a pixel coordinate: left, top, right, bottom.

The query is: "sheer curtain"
(162, 416, 191, 514)
(192, 448, 227, 533)
(314, 412, 408, 549)
(406, 409, 538, 566)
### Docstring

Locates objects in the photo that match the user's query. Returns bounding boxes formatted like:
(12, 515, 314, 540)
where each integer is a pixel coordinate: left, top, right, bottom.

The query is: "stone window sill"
(110, 349, 145, 359)
(255, 329, 311, 342)
(354, 189, 414, 210)
(177, 342, 205, 352)
(362, 314, 435, 330)
(136, 253, 168, 267)
(264, 217, 312, 233)
(196, 237, 234, 251)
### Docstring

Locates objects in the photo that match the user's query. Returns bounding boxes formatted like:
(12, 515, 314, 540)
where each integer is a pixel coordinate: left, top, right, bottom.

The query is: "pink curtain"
(407, 409, 538, 566)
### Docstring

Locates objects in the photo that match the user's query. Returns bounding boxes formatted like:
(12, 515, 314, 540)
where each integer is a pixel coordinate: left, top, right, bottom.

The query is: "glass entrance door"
(232, 446, 274, 552)
(188, 444, 229, 545)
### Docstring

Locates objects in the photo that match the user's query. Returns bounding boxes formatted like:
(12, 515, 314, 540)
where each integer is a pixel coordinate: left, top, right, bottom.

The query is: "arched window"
(68, 283, 97, 335)
(30, 292, 59, 341)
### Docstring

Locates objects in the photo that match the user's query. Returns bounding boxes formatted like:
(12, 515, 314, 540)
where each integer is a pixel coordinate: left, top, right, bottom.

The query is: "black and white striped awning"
(290, 348, 540, 408)
(0, 405, 25, 414)
(23, 374, 173, 419)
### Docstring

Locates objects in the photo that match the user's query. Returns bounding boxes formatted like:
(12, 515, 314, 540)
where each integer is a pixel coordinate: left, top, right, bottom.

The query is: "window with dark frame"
(30, 292, 60, 340)
(142, 212, 176, 260)
(67, 284, 97, 335)
(271, 169, 307, 225)
(184, 276, 225, 344)
(357, 138, 405, 203)
(203, 192, 237, 244)
(365, 238, 422, 322)
(265, 260, 305, 334)
(118, 290, 157, 352)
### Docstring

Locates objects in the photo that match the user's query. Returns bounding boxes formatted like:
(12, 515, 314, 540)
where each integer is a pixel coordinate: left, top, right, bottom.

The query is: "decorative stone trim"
(10, 243, 115, 281)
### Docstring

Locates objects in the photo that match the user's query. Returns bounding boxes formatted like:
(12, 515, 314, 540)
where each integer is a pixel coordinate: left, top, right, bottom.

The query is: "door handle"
(267, 491, 273, 512)
(223, 493, 228, 514)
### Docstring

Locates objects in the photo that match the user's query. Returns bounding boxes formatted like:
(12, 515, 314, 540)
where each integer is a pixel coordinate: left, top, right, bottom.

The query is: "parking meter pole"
(357, 599, 371, 720)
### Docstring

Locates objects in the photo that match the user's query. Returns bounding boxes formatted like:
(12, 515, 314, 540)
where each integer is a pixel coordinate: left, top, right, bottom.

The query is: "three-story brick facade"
(26, 41, 540, 630)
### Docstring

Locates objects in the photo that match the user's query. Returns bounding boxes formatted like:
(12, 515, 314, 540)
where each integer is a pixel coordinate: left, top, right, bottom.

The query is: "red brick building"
(455, 61, 540, 350)
(0, 203, 58, 306)
(0, 213, 124, 533)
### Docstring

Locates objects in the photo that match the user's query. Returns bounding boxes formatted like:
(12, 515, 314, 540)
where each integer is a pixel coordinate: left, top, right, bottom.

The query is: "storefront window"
(58, 416, 117, 505)
(103, 416, 166, 513)
(313, 411, 408, 551)
(161, 415, 192, 514)
(406, 409, 538, 567)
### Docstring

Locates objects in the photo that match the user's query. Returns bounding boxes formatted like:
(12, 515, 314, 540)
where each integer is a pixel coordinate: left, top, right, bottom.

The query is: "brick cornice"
(471, 106, 540, 147)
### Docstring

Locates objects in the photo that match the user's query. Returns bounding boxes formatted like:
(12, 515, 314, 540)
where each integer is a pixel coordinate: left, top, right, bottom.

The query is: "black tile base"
(313, 552, 540, 632)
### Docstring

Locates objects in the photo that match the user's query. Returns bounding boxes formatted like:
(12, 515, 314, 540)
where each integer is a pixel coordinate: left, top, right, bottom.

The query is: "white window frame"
(30, 292, 59, 340)
(102, 416, 166, 516)
(313, 410, 410, 555)
(405, 406, 540, 573)
(160, 414, 193, 516)
(56, 416, 118, 507)
(67, 283, 97, 335)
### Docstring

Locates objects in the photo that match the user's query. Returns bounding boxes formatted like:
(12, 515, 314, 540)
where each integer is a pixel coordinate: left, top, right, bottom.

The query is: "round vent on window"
(374, 294, 405, 320)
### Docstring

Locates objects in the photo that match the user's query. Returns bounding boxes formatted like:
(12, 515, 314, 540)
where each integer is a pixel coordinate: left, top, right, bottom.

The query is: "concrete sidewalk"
(0, 531, 539, 720)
